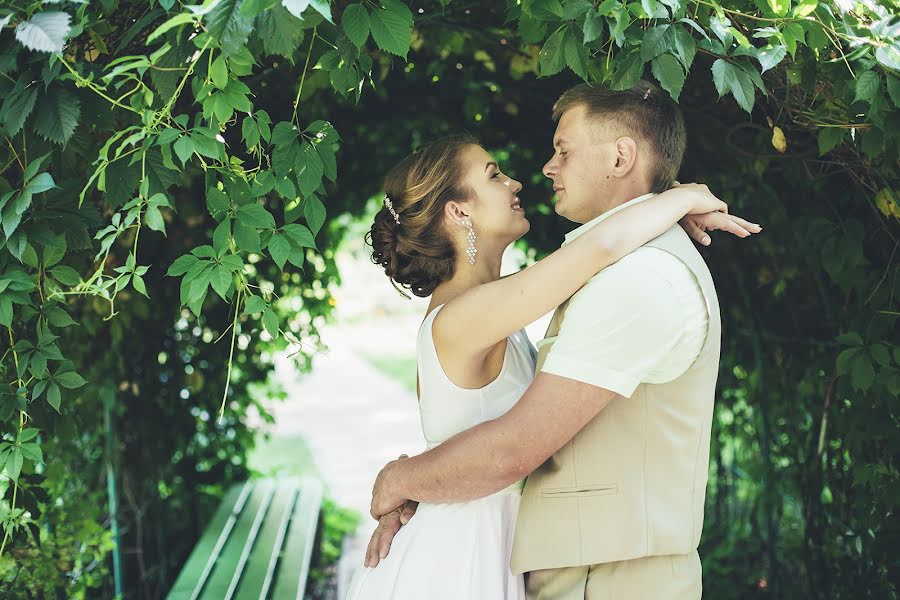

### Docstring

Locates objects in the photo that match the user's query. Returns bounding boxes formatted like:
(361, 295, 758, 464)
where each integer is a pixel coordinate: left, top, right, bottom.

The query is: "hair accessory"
(383, 194, 401, 224)
(463, 218, 477, 265)
(642, 88, 652, 100)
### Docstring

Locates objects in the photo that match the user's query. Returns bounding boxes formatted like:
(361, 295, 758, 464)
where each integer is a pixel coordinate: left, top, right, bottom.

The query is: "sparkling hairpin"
(642, 88, 652, 100)
(383, 194, 401, 224)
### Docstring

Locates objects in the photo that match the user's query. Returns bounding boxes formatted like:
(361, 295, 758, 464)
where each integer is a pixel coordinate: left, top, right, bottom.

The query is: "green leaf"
(242, 116, 260, 147)
(886, 74, 900, 108)
(611, 51, 644, 91)
(282, 223, 317, 248)
(206, 186, 231, 219)
(255, 3, 305, 60)
(583, 10, 604, 44)
(233, 220, 262, 252)
(851, 355, 875, 392)
(673, 27, 696, 69)
(174, 135, 194, 166)
(836, 332, 863, 346)
(875, 43, 900, 71)
(14, 11, 71, 53)
(641, 25, 671, 61)
(210, 265, 232, 299)
(342, 3, 370, 47)
(210, 55, 229, 89)
(757, 44, 786, 72)
(243, 294, 267, 314)
(781, 22, 804, 57)
(268, 233, 291, 269)
(262, 307, 279, 338)
(46, 382, 61, 412)
(369, 0, 414, 59)
(17, 429, 39, 444)
(49, 266, 80, 286)
(167, 254, 200, 277)
(147, 13, 196, 43)
(563, 26, 589, 80)
(6, 448, 22, 482)
(237, 203, 276, 229)
(1, 82, 38, 137)
(19, 443, 42, 464)
(793, 0, 817, 16)
(651, 53, 685, 100)
(711, 59, 755, 113)
(24, 173, 57, 196)
(539, 27, 567, 76)
(145, 206, 166, 234)
(33, 86, 81, 146)
(240, 0, 278, 17)
(303, 196, 326, 235)
(296, 143, 324, 196)
(767, 0, 789, 17)
(817, 127, 843, 156)
(206, 0, 255, 57)
(854, 71, 880, 104)
(55, 370, 87, 389)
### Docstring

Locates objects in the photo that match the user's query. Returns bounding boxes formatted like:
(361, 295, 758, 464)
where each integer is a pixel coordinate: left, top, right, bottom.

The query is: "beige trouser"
(525, 551, 702, 600)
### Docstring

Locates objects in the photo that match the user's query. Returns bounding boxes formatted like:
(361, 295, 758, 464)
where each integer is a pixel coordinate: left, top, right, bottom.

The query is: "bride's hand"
(680, 212, 762, 246)
(666, 182, 728, 216)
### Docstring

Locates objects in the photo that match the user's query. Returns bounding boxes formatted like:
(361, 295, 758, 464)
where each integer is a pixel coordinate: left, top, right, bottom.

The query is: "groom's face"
(542, 105, 615, 224)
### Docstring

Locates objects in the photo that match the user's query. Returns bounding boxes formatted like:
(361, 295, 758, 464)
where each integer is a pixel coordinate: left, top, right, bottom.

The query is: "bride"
(346, 136, 757, 599)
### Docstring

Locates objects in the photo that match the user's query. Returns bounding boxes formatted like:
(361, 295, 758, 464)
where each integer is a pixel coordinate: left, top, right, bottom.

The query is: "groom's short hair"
(552, 80, 686, 194)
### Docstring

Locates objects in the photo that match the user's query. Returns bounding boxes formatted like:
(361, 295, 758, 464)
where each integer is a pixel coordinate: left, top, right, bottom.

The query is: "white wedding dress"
(346, 304, 536, 600)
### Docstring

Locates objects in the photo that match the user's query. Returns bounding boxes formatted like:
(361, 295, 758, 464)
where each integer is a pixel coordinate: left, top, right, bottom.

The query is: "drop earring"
(463, 218, 477, 265)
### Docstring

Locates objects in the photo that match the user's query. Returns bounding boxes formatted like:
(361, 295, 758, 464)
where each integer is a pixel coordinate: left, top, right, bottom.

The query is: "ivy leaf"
(711, 59, 755, 113)
(206, 186, 231, 219)
(850, 355, 875, 391)
(303, 196, 326, 235)
(308, 0, 333, 23)
(14, 12, 71, 53)
(46, 382, 61, 412)
(342, 4, 371, 48)
(369, 0, 413, 59)
(210, 265, 232, 299)
(55, 369, 87, 389)
(767, 0, 789, 17)
(262, 307, 279, 338)
(652, 53, 685, 100)
(210, 55, 229, 89)
(282, 0, 310, 19)
(236, 203, 276, 229)
(33, 86, 81, 146)
(167, 254, 199, 277)
(756, 44, 786, 72)
(206, 0, 255, 57)
(144, 205, 166, 234)
(563, 26, 589, 80)
(583, 10, 603, 44)
(268, 233, 291, 270)
(817, 127, 843, 155)
(243, 294, 267, 315)
(641, 25, 671, 61)
(282, 223, 317, 248)
(1, 80, 38, 136)
(673, 27, 696, 69)
(611, 51, 644, 90)
(233, 220, 262, 252)
(539, 27, 566, 76)
(255, 3, 305, 61)
(296, 143, 324, 196)
(875, 42, 900, 71)
(173, 135, 194, 166)
(6, 448, 22, 482)
(854, 71, 880, 104)
(886, 74, 900, 108)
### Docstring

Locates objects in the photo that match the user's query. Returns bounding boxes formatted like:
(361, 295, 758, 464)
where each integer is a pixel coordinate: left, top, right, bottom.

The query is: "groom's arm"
(370, 372, 617, 516)
(371, 248, 703, 517)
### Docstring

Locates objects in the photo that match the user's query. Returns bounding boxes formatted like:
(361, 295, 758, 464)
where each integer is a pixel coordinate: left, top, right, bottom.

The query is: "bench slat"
(269, 477, 324, 600)
(233, 480, 299, 600)
(166, 481, 253, 600)
(200, 479, 276, 599)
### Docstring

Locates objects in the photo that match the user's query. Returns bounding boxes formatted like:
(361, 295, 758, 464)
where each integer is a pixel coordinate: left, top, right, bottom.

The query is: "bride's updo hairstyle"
(368, 136, 476, 298)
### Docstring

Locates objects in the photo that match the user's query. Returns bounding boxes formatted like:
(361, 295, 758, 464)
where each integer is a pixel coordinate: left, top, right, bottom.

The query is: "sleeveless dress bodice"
(346, 305, 537, 600)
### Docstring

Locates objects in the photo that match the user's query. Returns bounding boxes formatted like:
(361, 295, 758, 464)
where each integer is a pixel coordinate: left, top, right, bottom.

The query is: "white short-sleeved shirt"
(538, 194, 709, 398)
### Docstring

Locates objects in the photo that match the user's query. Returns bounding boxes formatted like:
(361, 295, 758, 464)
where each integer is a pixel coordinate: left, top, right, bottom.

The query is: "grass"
(361, 353, 418, 394)
(247, 433, 320, 479)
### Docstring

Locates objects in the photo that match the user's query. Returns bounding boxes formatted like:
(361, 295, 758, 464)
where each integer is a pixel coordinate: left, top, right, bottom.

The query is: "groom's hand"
(364, 500, 419, 568)
(370, 455, 409, 520)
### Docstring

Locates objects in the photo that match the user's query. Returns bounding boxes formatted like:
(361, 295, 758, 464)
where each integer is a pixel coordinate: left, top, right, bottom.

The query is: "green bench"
(167, 477, 324, 600)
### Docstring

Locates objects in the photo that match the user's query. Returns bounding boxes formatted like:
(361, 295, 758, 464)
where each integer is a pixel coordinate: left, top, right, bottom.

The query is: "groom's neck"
(582, 181, 652, 223)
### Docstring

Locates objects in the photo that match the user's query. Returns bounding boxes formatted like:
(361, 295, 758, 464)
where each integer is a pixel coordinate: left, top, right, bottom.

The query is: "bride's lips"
(511, 196, 523, 212)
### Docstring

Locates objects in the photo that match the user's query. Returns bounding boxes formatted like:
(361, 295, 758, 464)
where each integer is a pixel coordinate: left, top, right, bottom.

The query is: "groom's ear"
(611, 136, 638, 178)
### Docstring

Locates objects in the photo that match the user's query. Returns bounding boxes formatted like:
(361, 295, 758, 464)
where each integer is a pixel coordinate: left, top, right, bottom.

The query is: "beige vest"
(510, 225, 722, 575)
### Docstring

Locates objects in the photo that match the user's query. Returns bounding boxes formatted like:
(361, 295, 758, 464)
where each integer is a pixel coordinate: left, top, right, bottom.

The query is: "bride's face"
(456, 145, 529, 245)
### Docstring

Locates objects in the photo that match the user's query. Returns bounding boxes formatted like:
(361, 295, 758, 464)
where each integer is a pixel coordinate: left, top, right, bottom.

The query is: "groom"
(369, 80, 721, 599)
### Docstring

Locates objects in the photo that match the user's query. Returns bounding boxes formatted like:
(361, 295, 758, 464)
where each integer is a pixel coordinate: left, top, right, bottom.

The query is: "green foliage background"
(0, 0, 896, 597)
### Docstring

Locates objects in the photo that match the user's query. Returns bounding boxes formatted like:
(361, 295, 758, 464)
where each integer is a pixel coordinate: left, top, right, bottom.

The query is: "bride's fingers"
(681, 218, 711, 246)
(726, 214, 762, 233)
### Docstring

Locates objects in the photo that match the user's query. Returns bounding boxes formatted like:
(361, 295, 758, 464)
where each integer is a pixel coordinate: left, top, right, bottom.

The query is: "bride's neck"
(429, 250, 503, 308)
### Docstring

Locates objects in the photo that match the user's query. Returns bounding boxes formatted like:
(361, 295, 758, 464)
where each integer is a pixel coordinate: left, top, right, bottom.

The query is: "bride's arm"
(436, 183, 729, 354)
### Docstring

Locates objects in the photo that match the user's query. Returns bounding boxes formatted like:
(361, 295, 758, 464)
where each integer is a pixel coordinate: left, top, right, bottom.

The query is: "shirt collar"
(562, 192, 657, 246)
